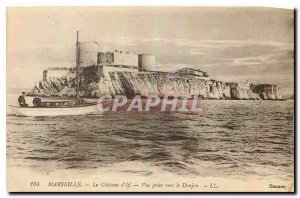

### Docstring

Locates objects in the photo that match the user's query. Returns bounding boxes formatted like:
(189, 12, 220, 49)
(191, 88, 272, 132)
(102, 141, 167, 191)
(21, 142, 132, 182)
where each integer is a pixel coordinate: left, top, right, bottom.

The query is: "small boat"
(9, 99, 98, 117)
(10, 31, 98, 117)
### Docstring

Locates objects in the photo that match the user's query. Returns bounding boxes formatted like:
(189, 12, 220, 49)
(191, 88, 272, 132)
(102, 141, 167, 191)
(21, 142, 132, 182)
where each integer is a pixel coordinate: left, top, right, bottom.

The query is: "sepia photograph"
(6, 6, 294, 192)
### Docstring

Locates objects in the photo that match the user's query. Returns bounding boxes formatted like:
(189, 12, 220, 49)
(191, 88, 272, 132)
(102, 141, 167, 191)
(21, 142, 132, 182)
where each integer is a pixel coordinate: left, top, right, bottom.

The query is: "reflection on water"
(7, 100, 294, 181)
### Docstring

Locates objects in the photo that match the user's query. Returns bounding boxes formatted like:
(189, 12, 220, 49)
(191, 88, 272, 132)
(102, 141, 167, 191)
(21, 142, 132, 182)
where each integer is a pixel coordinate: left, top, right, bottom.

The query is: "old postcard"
(6, 7, 294, 192)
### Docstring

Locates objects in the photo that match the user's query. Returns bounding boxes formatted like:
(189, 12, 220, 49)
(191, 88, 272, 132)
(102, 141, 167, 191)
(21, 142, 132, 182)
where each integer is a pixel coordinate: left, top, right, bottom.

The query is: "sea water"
(7, 94, 294, 182)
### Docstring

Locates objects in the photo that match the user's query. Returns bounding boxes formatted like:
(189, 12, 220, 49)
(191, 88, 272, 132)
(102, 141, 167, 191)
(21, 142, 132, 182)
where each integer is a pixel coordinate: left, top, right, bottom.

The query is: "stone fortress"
(79, 41, 157, 74)
(32, 42, 283, 100)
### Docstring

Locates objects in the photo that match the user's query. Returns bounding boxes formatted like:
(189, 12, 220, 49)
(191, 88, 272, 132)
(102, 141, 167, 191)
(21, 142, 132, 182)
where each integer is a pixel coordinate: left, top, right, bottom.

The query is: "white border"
(0, 0, 297, 197)
(0, 0, 296, 8)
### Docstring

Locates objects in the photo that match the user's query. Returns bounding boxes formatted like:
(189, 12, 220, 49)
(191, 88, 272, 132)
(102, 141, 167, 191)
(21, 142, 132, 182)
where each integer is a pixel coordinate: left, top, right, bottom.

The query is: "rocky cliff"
(30, 71, 282, 100)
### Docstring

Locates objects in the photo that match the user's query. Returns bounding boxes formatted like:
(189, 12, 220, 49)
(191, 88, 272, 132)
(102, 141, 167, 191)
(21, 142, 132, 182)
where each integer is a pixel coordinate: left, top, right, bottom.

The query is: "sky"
(7, 7, 294, 95)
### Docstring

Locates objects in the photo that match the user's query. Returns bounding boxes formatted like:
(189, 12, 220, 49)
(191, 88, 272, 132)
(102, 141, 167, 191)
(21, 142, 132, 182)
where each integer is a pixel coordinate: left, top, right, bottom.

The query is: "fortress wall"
(97, 51, 138, 66)
(98, 52, 114, 64)
(113, 51, 138, 66)
(102, 65, 138, 75)
(84, 65, 138, 78)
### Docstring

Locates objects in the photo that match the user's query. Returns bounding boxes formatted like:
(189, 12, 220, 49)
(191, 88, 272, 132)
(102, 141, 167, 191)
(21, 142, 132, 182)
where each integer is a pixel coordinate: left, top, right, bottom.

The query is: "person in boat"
(18, 92, 28, 107)
(33, 95, 42, 107)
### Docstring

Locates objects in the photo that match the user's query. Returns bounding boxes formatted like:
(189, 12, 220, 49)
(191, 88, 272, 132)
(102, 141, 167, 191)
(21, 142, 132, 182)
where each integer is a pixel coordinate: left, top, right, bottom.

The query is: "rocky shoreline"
(30, 69, 283, 100)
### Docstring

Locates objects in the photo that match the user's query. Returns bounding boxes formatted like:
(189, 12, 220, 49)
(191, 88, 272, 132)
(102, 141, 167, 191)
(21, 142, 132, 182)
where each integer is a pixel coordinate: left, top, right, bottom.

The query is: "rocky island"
(30, 43, 283, 100)
(30, 66, 283, 100)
